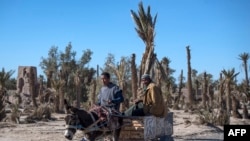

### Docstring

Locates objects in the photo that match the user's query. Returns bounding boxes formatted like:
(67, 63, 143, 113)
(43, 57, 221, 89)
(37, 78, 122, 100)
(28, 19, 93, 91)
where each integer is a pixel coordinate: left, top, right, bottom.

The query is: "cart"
(119, 112, 173, 141)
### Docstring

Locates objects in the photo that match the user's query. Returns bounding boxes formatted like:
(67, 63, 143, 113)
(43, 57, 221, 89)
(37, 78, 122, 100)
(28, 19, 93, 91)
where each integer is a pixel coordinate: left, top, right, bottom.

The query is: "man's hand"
(134, 99, 143, 104)
(108, 100, 112, 104)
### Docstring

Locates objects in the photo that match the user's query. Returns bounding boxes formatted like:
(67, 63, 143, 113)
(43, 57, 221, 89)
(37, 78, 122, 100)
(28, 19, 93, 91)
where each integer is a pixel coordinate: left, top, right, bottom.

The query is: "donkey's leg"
(80, 136, 89, 141)
(112, 128, 122, 141)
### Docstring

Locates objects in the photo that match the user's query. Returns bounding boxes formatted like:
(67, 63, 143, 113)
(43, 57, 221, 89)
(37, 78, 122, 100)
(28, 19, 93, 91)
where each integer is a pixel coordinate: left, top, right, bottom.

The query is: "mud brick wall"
(16, 66, 38, 107)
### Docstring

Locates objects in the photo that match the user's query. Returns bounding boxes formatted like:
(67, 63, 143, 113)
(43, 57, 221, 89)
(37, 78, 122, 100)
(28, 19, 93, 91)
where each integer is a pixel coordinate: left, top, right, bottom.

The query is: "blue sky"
(0, 0, 250, 82)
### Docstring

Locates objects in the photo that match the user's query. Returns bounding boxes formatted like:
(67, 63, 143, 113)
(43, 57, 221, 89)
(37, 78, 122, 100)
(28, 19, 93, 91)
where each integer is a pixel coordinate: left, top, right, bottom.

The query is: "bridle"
(65, 114, 83, 130)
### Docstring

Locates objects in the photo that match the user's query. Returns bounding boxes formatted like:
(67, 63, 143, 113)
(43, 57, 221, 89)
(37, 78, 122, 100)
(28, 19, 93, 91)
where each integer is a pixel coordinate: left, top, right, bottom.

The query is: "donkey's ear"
(64, 99, 79, 114)
(64, 99, 69, 106)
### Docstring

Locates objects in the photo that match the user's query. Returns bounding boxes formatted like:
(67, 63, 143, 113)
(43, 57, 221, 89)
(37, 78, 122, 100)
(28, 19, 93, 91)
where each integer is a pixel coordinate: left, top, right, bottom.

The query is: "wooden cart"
(119, 112, 173, 141)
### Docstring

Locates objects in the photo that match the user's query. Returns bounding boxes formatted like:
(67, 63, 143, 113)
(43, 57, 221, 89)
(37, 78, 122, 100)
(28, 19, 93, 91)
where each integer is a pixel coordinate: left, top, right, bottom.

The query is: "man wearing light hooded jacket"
(126, 74, 165, 117)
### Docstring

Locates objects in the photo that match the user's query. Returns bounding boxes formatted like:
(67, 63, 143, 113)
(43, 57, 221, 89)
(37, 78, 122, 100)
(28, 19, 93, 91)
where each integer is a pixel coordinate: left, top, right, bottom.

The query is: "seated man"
(125, 74, 166, 117)
(95, 72, 124, 129)
(97, 72, 124, 112)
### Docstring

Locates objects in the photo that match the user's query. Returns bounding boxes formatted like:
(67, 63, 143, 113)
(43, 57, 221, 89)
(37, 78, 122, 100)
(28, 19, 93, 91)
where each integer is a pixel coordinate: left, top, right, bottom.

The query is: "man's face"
(142, 78, 150, 85)
(101, 75, 110, 86)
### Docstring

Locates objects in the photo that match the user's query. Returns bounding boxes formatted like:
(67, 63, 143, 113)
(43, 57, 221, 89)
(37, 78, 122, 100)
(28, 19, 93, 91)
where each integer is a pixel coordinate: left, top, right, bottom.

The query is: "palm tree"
(191, 69, 199, 101)
(38, 75, 44, 103)
(160, 57, 175, 105)
(238, 52, 249, 98)
(0, 68, 15, 121)
(173, 70, 184, 110)
(186, 46, 194, 107)
(218, 73, 225, 107)
(238, 52, 249, 119)
(0, 68, 15, 90)
(51, 79, 65, 113)
(217, 73, 229, 125)
(29, 68, 38, 108)
(40, 46, 59, 88)
(74, 69, 81, 108)
(131, 53, 138, 101)
(202, 72, 208, 109)
(131, 1, 157, 84)
(221, 68, 240, 118)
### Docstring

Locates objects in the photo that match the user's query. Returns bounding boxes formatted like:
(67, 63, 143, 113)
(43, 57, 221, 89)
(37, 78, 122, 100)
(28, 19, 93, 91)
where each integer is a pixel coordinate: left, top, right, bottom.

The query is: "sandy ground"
(0, 109, 249, 141)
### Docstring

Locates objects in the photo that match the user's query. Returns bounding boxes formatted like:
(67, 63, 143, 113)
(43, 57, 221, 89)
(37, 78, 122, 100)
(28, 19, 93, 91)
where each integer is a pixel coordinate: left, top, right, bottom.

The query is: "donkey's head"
(64, 113, 81, 140)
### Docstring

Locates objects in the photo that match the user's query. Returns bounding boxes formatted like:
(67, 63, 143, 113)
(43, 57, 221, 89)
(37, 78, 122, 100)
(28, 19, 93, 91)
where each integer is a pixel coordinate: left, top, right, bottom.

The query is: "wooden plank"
(122, 126, 144, 130)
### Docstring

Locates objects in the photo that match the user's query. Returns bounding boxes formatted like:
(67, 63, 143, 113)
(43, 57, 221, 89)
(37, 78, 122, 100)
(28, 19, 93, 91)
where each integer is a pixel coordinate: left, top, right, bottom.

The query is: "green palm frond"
(238, 52, 249, 62)
(51, 79, 65, 92)
(131, 1, 157, 45)
(221, 68, 240, 82)
(0, 68, 15, 89)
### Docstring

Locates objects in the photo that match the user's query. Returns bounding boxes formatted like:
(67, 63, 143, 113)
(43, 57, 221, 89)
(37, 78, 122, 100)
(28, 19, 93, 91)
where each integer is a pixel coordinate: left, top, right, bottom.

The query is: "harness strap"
(81, 112, 102, 133)
(86, 112, 100, 130)
(65, 124, 83, 130)
(89, 111, 96, 123)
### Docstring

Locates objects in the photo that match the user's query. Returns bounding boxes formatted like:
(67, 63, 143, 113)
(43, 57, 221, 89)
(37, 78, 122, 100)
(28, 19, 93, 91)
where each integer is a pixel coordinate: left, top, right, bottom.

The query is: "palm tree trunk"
(131, 54, 138, 101)
(90, 79, 97, 107)
(75, 76, 81, 108)
(173, 70, 183, 110)
(202, 72, 208, 108)
(59, 84, 65, 112)
(0, 89, 7, 121)
(144, 46, 155, 75)
(186, 46, 194, 106)
(46, 70, 53, 88)
(225, 82, 231, 116)
(55, 92, 60, 113)
(30, 68, 38, 108)
(232, 95, 242, 118)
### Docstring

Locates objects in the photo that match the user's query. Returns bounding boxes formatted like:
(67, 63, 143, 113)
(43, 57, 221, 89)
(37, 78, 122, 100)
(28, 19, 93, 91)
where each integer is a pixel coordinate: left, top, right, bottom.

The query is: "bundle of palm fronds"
(2, 100, 21, 124)
(25, 103, 54, 123)
(194, 107, 230, 126)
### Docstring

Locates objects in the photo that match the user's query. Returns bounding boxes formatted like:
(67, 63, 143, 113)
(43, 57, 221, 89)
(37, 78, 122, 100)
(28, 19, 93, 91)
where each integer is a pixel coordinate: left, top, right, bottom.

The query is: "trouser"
(124, 102, 144, 116)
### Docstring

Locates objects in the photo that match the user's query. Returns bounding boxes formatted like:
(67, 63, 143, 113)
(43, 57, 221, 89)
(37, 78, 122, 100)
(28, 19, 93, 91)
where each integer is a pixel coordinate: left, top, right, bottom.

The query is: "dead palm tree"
(0, 68, 15, 121)
(186, 46, 194, 107)
(221, 68, 240, 118)
(131, 53, 138, 101)
(173, 70, 184, 110)
(217, 73, 229, 125)
(160, 57, 175, 105)
(202, 72, 208, 109)
(131, 1, 157, 84)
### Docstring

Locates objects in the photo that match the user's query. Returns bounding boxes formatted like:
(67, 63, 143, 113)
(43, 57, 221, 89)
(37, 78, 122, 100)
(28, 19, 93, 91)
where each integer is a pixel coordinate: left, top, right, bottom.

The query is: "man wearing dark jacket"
(97, 72, 124, 111)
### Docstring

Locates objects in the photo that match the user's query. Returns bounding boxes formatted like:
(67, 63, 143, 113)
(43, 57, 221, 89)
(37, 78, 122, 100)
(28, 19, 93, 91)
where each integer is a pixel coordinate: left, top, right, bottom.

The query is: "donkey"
(64, 99, 123, 141)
